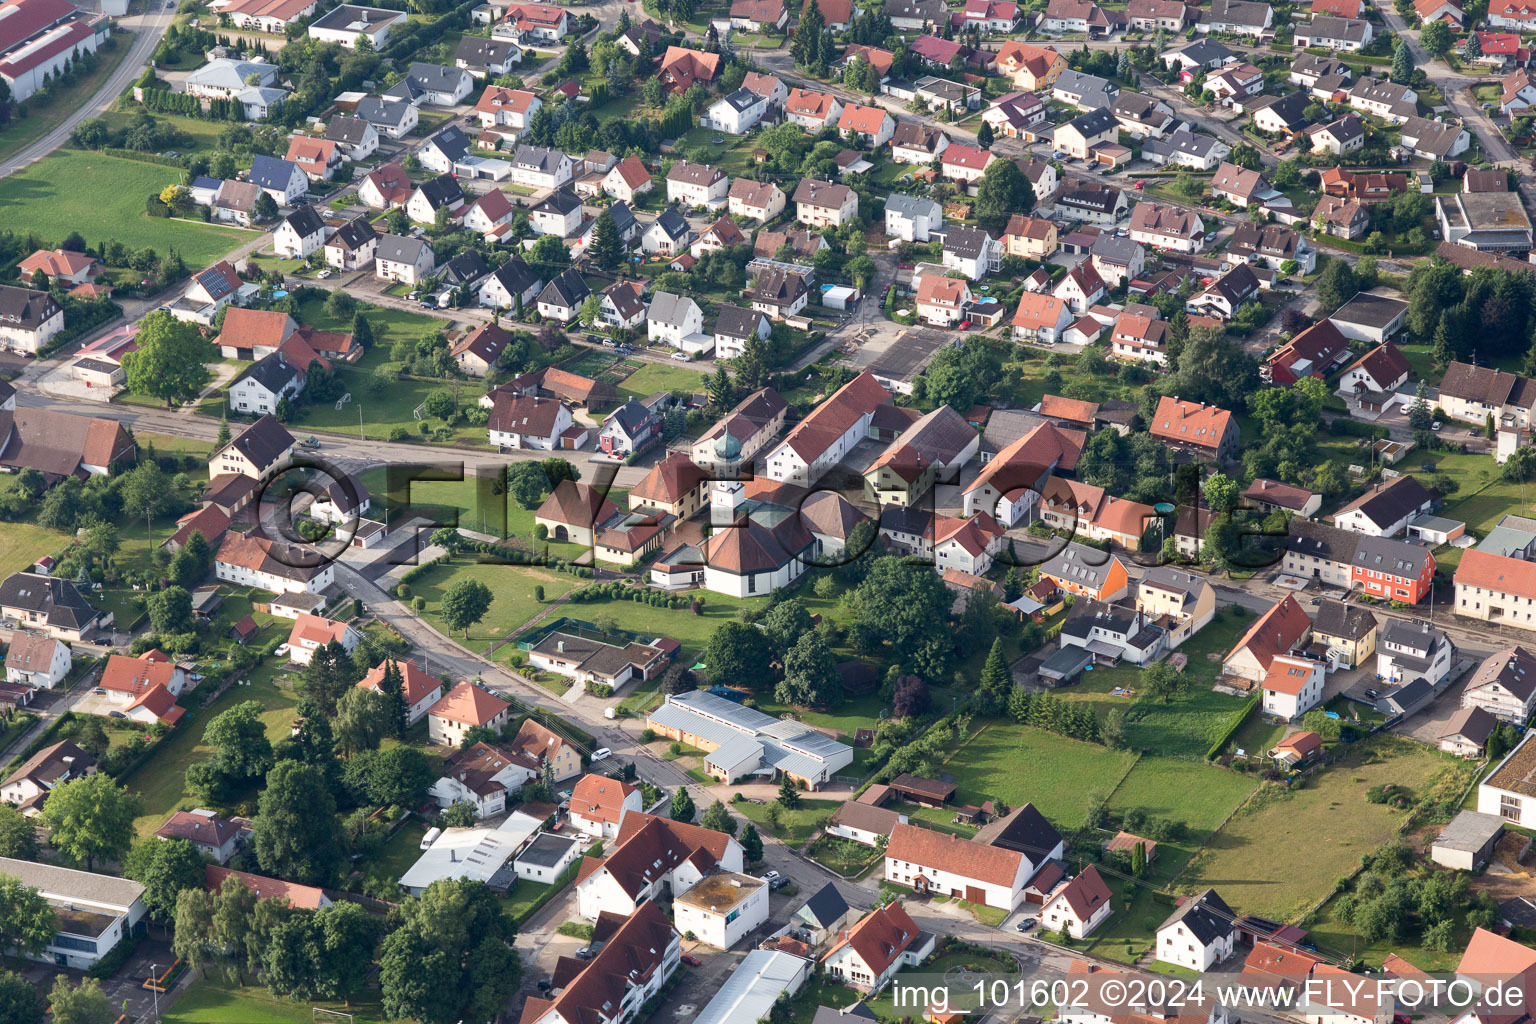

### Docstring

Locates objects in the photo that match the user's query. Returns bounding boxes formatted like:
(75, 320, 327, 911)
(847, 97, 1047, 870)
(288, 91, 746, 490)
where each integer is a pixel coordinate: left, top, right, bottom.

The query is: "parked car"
(1017, 918, 1037, 931)
(274, 643, 290, 657)
(108, 711, 126, 719)
(762, 870, 781, 882)
(575, 947, 594, 960)
(591, 747, 612, 761)
(681, 954, 702, 967)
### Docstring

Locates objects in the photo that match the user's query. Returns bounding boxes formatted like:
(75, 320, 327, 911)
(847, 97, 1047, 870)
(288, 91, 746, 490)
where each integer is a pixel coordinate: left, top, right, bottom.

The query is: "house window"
(1502, 794, 1522, 820)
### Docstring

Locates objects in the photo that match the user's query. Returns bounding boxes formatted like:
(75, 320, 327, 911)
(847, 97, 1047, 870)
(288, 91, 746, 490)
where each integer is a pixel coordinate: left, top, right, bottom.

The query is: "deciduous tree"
(38, 774, 138, 870)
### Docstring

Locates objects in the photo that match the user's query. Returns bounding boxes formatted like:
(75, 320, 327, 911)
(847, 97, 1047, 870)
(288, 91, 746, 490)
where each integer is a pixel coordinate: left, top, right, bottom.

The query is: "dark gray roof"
(976, 801, 1062, 860)
(489, 255, 540, 295)
(811, 1005, 877, 1024)
(328, 215, 377, 251)
(607, 396, 657, 437)
(1351, 531, 1433, 578)
(944, 225, 995, 261)
(325, 114, 373, 146)
(533, 188, 582, 216)
(1065, 106, 1119, 138)
(538, 267, 591, 307)
(406, 62, 468, 94)
(377, 233, 432, 265)
(441, 249, 490, 286)
(234, 352, 303, 395)
(714, 303, 766, 340)
(649, 207, 690, 241)
(1287, 517, 1359, 561)
(0, 573, 99, 632)
(1040, 541, 1121, 590)
(513, 145, 568, 174)
(424, 125, 471, 164)
(249, 154, 299, 191)
(1146, 128, 1224, 159)
(516, 832, 579, 868)
(456, 35, 520, 66)
(1158, 889, 1235, 947)
(1381, 617, 1447, 658)
(220, 414, 294, 471)
(415, 174, 464, 209)
(311, 3, 402, 30)
(1312, 599, 1377, 642)
(1249, 91, 1310, 130)
(280, 203, 325, 239)
(607, 201, 637, 236)
(798, 882, 850, 929)
(1170, 38, 1235, 65)
(1333, 291, 1408, 329)
(356, 96, 412, 127)
(717, 88, 761, 113)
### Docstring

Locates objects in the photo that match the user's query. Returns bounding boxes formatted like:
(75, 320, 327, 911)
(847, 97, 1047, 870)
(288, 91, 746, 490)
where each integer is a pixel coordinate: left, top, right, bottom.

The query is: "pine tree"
(1465, 32, 1482, 59)
(778, 775, 800, 809)
(980, 638, 1010, 703)
(216, 417, 231, 449)
(541, 757, 556, 791)
(670, 787, 696, 823)
(1391, 40, 1412, 84)
(344, 314, 372, 356)
(796, 0, 826, 69)
(1131, 841, 1146, 877)
(1008, 685, 1032, 723)
(588, 210, 624, 272)
(379, 660, 407, 738)
(976, 120, 994, 148)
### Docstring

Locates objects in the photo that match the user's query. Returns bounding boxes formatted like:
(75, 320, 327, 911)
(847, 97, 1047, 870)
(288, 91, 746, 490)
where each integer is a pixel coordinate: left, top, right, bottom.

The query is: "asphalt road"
(0, 1, 177, 180)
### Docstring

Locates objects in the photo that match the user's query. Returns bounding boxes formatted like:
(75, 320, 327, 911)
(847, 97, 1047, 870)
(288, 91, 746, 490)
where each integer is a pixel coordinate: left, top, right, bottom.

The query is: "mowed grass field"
(409, 560, 577, 642)
(163, 978, 397, 1024)
(0, 521, 71, 576)
(0, 151, 254, 265)
(1176, 737, 1476, 921)
(616, 361, 707, 401)
(938, 721, 1138, 831)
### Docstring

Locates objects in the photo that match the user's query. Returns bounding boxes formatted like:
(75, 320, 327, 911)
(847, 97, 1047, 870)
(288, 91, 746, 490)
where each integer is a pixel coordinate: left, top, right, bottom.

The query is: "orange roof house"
(821, 901, 931, 992)
(995, 40, 1065, 89)
(1148, 396, 1239, 458)
(427, 681, 511, 744)
(284, 135, 340, 179)
(17, 248, 99, 285)
(658, 46, 721, 92)
(356, 658, 445, 723)
(1222, 594, 1312, 683)
(205, 865, 329, 909)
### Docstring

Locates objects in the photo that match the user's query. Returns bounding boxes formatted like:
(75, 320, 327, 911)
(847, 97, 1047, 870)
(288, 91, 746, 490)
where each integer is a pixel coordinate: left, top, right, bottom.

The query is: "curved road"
(0, 1, 177, 179)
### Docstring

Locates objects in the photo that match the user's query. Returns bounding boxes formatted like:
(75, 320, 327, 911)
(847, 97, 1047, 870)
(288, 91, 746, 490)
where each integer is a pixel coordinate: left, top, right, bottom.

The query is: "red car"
(681, 954, 703, 967)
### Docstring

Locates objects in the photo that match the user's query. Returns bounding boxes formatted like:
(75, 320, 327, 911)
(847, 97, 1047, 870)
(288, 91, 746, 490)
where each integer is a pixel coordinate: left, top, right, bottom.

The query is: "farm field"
(0, 151, 254, 265)
(1176, 737, 1476, 921)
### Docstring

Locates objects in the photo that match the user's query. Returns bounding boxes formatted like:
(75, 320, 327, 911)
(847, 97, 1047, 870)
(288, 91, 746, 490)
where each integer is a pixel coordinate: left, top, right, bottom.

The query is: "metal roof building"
(693, 949, 813, 1024)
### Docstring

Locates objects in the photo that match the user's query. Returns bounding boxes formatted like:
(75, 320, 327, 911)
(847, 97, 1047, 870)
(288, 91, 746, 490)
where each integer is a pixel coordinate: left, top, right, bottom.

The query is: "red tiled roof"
(357, 658, 442, 706)
(569, 773, 637, 826)
(1225, 595, 1312, 672)
(885, 822, 1023, 886)
(205, 865, 327, 909)
(822, 902, 923, 976)
(428, 680, 510, 727)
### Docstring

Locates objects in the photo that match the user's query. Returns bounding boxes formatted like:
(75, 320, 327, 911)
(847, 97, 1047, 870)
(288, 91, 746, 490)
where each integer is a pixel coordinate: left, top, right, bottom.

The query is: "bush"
(669, 741, 682, 755)
(640, 728, 656, 743)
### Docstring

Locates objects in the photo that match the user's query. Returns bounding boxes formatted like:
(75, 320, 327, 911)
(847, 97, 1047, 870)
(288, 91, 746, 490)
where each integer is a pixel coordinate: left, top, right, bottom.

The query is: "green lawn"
(616, 361, 708, 401)
(358, 470, 603, 556)
(358, 820, 428, 893)
(732, 797, 840, 845)
(122, 657, 305, 837)
(937, 721, 1139, 831)
(1434, 451, 1529, 536)
(163, 977, 398, 1024)
(0, 151, 254, 266)
(408, 560, 577, 642)
(0, 521, 71, 577)
(1176, 737, 1477, 921)
(98, 109, 234, 161)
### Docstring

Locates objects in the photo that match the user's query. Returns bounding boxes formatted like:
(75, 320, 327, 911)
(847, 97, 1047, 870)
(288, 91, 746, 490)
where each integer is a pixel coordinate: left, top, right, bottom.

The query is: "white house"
(428, 740, 537, 819)
(0, 857, 145, 970)
(272, 204, 328, 259)
(884, 822, 1032, 910)
(821, 901, 935, 993)
(1260, 654, 1326, 719)
(285, 613, 360, 666)
(4, 635, 70, 689)
(487, 392, 574, 450)
(567, 774, 643, 838)
(885, 193, 942, 242)
(357, 658, 445, 726)
(674, 871, 769, 949)
(510, 145, 574, 190)
(1040, 864, 1114, 939)
(575, 813, 745, 920)
(1156, 889, 1237, 971)
(666, 161, 729, 207)
(374, 234, 437, 286)
(703, 88, 769, 134)
(647, 291, 708, 351)
(307, 4, 406, 47)
(1462, 646, 1536, 724)
(247, 155, 308, 207)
